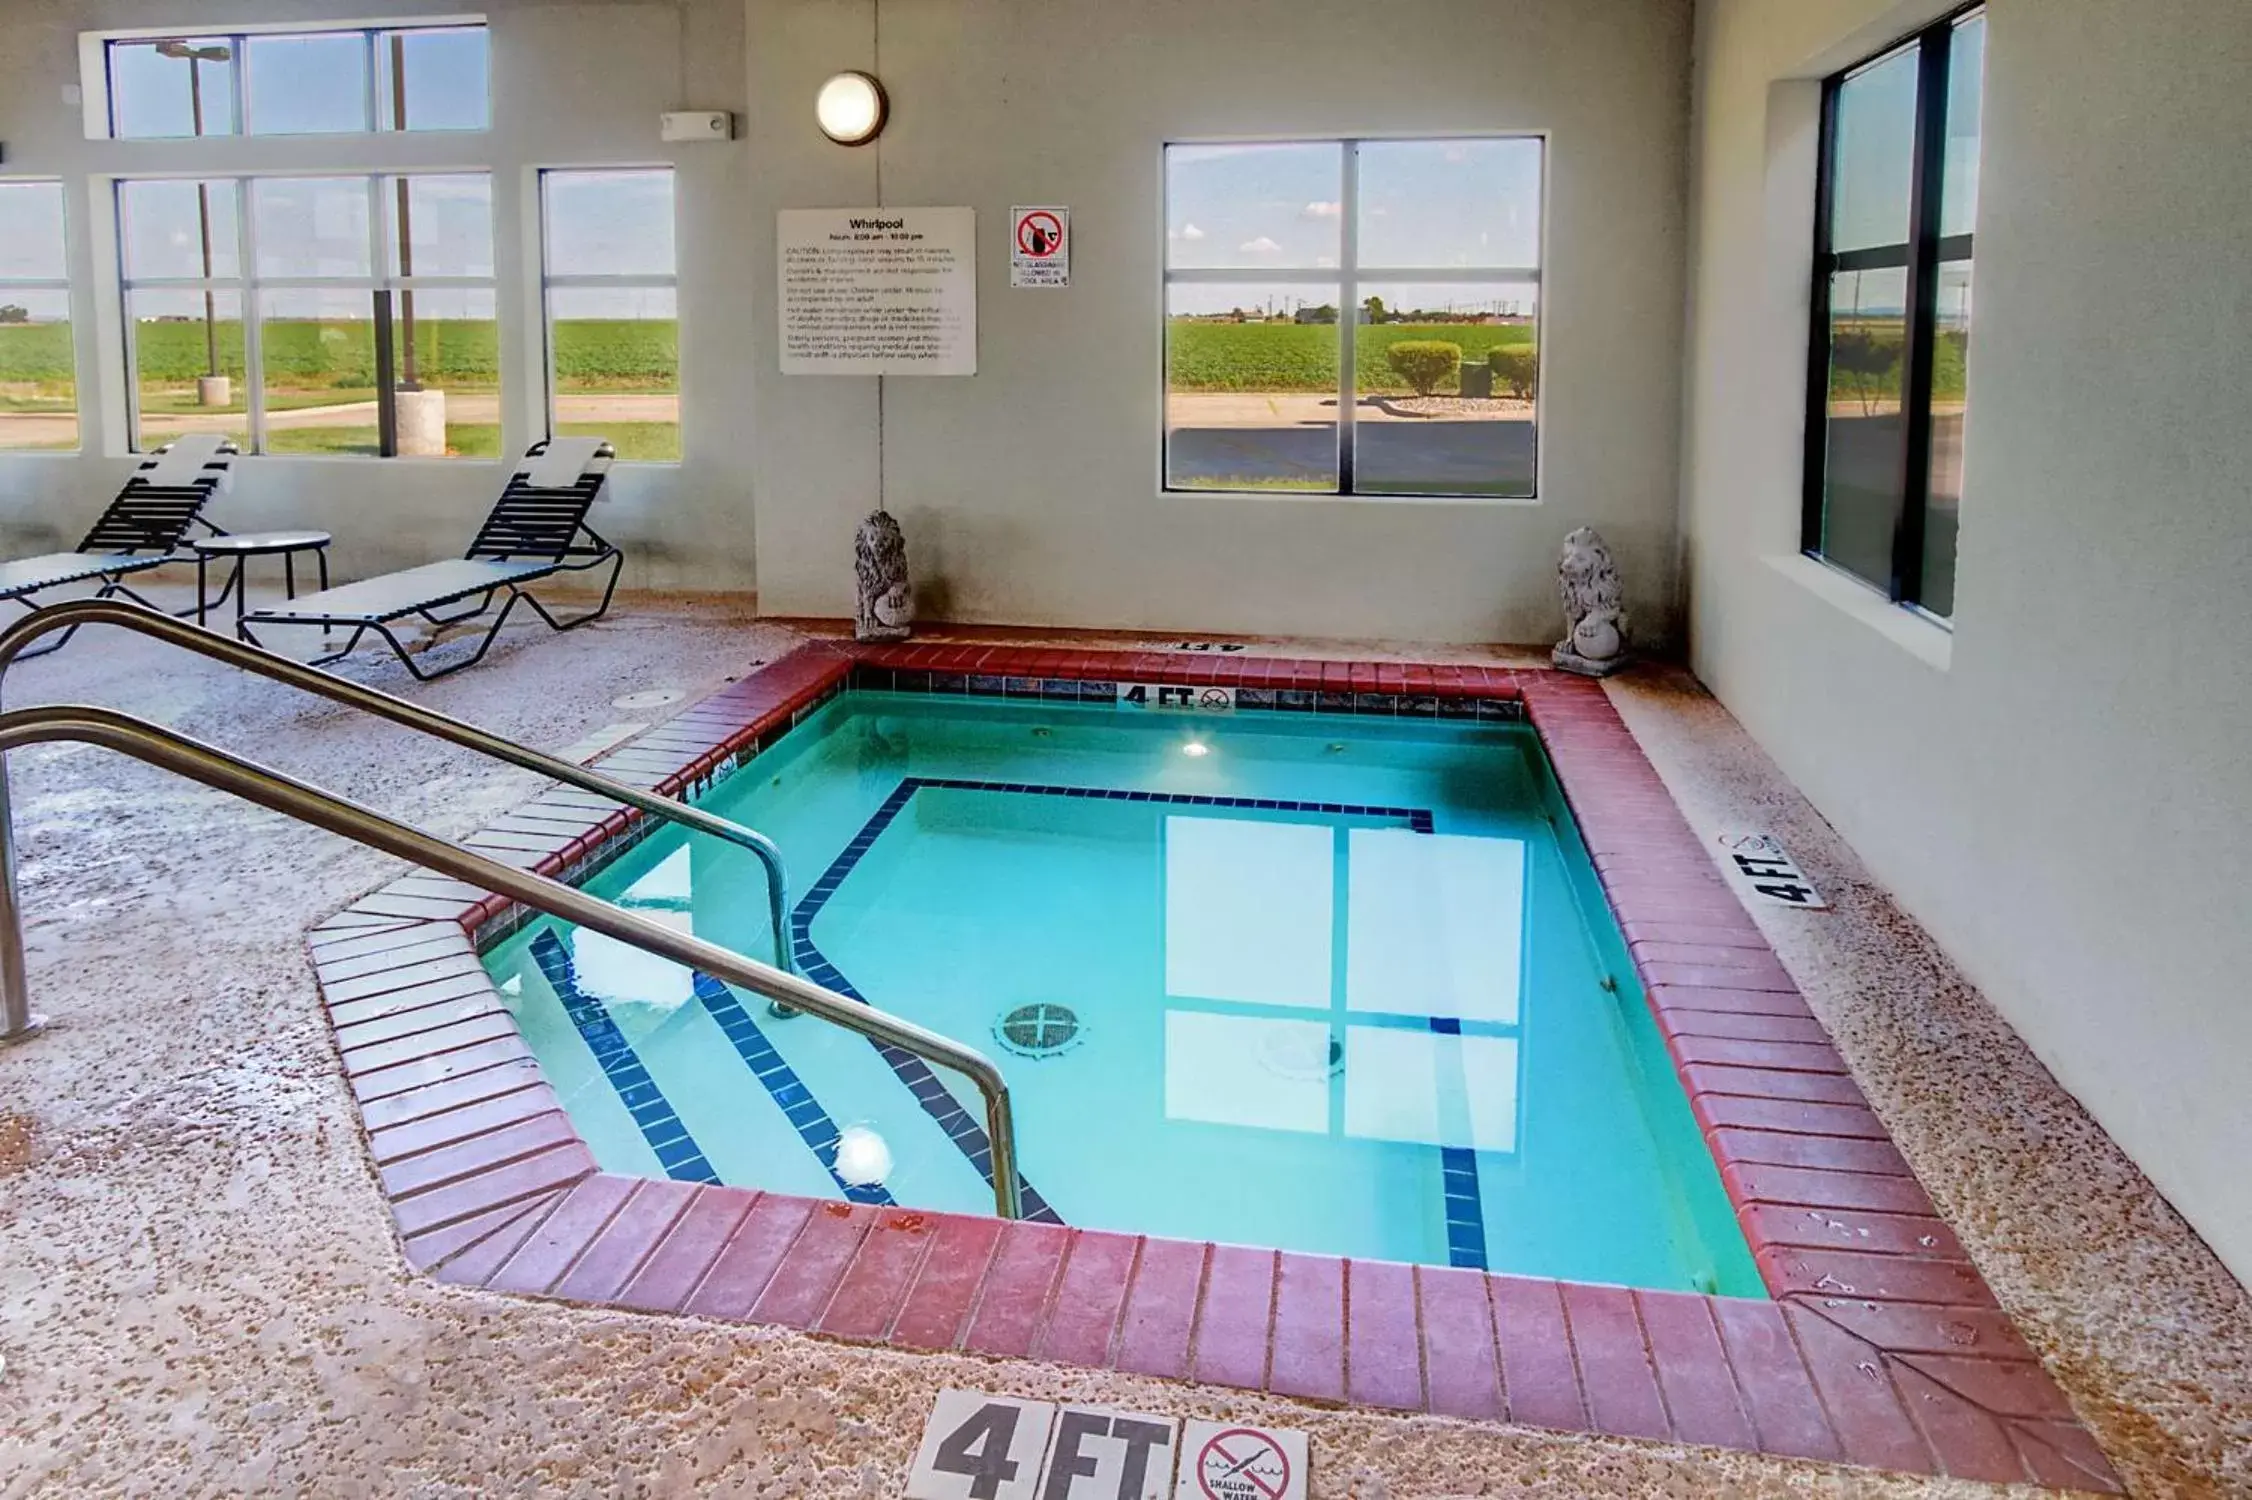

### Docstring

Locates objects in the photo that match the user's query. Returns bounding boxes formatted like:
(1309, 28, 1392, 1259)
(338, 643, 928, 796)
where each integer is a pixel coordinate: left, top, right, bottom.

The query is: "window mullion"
(1892, 23, 1955, 605)
(1338, 140, 1358, 495)
(229, 35, 249, 137)
(362, 30, 380, 133)
(240, 176, 268, 453)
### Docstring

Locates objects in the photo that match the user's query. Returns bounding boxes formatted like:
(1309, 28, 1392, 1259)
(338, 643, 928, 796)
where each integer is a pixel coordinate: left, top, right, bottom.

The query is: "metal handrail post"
(0, 772, 43, 1041)
(0, 599, 795, 980)
(0, 705, 1021, 1219)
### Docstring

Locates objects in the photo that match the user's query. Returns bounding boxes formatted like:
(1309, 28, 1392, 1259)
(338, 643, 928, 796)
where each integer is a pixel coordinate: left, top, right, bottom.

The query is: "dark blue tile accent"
(1439, 1146, 1489, 1269)
(1424, 1008, 1489, 1270)
(691, 972, 895, 1206)
(528, 929, 720, 1185)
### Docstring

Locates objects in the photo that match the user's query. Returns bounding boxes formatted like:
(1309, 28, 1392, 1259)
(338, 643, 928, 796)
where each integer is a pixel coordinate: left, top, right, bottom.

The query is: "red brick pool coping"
(307, 642, 2118, 1493)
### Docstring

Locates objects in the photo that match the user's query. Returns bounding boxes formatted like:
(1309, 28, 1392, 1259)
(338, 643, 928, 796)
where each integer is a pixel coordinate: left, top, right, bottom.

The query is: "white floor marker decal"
(1713, 831, 1828, 908)
(909, 1393, 1305, 1500)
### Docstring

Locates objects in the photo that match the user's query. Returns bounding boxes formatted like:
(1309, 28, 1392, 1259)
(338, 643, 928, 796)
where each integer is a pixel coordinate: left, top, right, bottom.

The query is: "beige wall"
(0, 0, 756, 591)
(2, 0, 1695, 643)
(747, 0, 1695, 644)
(1682, 0, 2252, 1280)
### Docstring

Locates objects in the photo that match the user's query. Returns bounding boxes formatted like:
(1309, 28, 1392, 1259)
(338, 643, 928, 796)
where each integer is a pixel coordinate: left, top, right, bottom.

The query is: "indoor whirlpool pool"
(482, 691, 1762, 1295)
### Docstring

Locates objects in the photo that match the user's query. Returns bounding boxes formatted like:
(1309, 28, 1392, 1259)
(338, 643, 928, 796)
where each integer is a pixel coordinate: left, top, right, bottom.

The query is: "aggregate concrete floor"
(0, 592, 2246, 1498)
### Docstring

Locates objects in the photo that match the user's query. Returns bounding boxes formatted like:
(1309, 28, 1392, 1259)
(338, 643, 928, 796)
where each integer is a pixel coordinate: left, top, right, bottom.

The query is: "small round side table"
(191, 531, 334, 641)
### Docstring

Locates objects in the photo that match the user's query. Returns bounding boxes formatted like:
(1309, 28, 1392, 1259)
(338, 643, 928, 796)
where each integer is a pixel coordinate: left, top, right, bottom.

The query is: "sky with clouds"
(1165, 138, 1543, 318)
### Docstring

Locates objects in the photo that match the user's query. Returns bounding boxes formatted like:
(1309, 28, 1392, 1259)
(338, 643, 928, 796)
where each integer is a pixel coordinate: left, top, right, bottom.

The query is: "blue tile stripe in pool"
(690, 972, 896, 1207)
(792, 781, 1066, 1226)
(910, 776, 1437, 833)
(789, 777, 1490, 1267)
(1427, 1016, 1492, 1270)
(528, 929, 721, 1185)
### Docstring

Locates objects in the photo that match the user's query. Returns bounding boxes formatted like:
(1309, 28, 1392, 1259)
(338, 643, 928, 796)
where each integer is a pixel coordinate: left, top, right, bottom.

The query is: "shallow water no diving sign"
(907, 1391, 1304, 1500)
(1714, 830, 1827, 909)
(1177, 1421, 1307, 1500)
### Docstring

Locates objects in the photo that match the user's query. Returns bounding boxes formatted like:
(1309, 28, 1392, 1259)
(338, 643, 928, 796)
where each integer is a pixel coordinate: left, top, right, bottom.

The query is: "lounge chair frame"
(241, 441, 624, 681)
(1, 442, 236, 659)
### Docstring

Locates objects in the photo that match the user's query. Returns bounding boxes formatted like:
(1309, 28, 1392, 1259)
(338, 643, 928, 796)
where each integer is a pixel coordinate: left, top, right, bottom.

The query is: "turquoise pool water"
(483, 692, 1762, 1294)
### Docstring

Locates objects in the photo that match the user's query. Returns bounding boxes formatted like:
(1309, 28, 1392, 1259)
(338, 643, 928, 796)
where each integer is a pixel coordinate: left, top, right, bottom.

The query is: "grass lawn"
(256, 421, 677, 463)
(1168, 320, 1535, 394)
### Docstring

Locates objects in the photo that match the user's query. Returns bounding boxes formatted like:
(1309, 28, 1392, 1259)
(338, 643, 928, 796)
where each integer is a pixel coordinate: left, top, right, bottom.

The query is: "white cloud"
(1239, 235, 1282, 254)
(1178, 222, 1207, 241)
(1301, 201, 1341, 219)
(1315, 255, 1338, 269)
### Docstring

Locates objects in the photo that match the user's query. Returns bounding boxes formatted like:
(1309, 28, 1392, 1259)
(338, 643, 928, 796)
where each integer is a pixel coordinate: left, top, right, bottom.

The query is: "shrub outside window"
(1163, 138, 1543, 499)
(1804, 7, 1985, 619)
(0, 181, 77, 453)
(118, 173, 498, 458)
(101, 23, 489, 139)
(540, 169, 681, 464)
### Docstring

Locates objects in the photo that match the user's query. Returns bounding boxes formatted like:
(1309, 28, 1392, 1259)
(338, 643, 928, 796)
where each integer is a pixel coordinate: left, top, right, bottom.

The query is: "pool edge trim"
(305, 640, 2120, 1495)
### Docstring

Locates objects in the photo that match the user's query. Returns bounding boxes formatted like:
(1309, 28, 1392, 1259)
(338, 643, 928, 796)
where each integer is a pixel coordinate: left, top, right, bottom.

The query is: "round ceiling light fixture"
(815, 70, 888, 146)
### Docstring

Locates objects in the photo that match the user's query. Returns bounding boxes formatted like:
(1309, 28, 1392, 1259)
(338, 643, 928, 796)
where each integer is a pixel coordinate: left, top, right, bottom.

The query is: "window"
(1805, 8, 1985, 619)
(1163, 138, 1543, 498)
(540, 169, 680, 463)
(118, 173, 497, 458)
(0, 181, 77, 452)
(101, 23, 488, 139)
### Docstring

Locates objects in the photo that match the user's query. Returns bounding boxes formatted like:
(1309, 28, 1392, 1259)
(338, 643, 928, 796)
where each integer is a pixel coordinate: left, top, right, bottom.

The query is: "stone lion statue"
(854, 509, 913, 642)
(1554, 526, 1629, 676)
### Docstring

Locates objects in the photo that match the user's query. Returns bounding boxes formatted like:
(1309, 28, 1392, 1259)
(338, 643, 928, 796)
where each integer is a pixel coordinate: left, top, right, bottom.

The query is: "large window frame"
(0, 180, 79, 454)
(1162, 136, 1546, 500)
(84, 17, 490, 140)
(1802, 6, 1983, 620)
(537, 167, 682, 465)
(116, 171, 497, 459)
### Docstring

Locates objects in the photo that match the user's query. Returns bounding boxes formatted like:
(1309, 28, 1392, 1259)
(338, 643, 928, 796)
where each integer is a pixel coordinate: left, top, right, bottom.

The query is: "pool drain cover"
(996, 1002, 1083, 1059)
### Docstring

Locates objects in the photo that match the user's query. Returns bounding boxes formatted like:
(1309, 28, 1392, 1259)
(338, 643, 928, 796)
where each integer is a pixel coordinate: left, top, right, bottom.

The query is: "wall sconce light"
(815, 70, 887, 146)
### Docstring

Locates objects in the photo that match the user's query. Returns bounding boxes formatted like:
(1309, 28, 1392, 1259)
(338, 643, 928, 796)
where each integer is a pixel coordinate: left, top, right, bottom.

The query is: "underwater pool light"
(1180, 740, 1211, 758)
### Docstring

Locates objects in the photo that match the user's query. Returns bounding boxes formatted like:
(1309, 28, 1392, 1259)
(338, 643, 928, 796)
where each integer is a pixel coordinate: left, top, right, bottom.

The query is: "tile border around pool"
(306, 641, 2119, 1494)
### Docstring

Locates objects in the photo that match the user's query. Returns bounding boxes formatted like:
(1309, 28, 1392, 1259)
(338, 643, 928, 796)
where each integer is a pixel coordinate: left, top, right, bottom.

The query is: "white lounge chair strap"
(140, 434, 235, 492)
(525, 436, 606, 491)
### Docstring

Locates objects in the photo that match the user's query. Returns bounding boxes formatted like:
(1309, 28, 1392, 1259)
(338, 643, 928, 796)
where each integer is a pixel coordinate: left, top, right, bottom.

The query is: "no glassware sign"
(1011, 205, 1069, 287)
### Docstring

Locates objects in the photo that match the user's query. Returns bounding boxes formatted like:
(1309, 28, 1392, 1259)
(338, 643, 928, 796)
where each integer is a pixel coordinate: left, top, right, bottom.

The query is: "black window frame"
(1802, 4, 1981, 618)
(1160, 136, 1547, 501)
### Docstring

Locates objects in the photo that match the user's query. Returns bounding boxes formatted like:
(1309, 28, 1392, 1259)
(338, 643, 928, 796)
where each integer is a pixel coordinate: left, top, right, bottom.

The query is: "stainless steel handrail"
(0, 599, 793, 978)
(0, 704, 1022, 1219)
